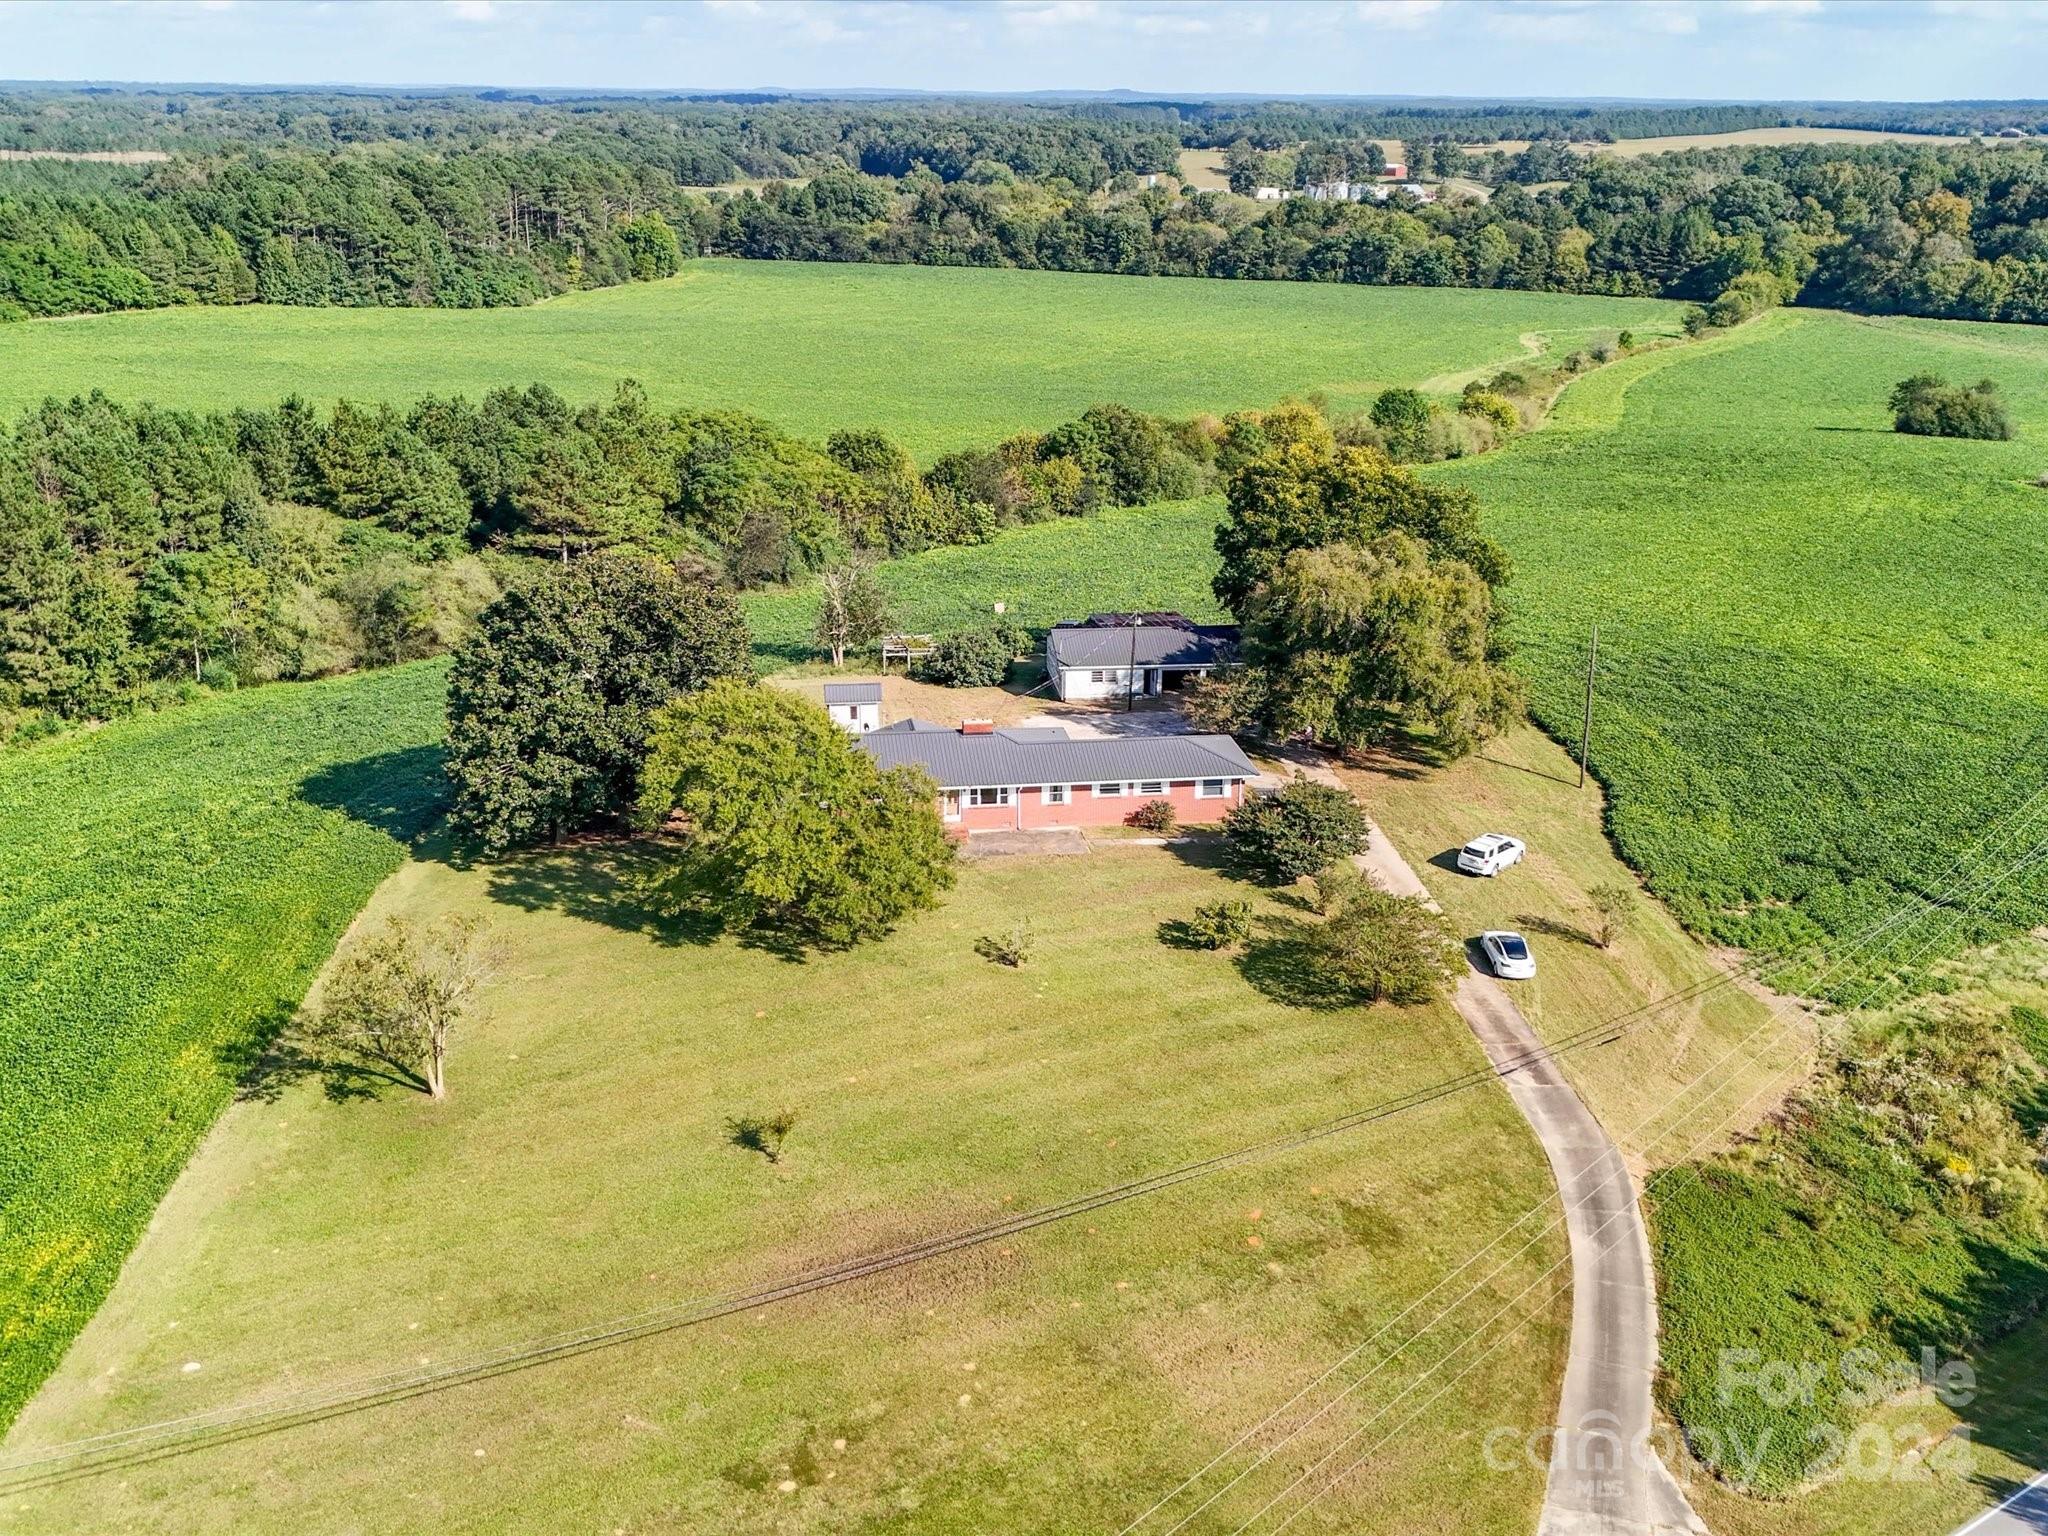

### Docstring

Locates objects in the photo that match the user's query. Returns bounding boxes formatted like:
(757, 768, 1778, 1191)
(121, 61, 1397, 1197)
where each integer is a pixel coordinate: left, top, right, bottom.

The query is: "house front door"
(942, 790, 962, 822)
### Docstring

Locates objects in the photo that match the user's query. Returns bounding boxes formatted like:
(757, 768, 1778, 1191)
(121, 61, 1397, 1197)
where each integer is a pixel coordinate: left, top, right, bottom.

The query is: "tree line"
(711, 140, 2048, 325)
(10, 131, 2048, 325)
(7, 86, 2043, 164)
(0, 384, 1228, 735)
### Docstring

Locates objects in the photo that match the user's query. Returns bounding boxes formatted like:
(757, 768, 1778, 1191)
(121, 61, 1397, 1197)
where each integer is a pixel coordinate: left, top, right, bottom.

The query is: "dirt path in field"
(1282, 750, 1706, 1536)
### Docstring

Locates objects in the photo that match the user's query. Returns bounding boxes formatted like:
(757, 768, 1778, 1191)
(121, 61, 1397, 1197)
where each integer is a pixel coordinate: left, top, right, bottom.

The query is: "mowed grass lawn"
(0, 259, 1679, 456)
(0, 661, 450, 1433)
(7, 842, 1569, 1536)
(1347, 726, 1809, 1166)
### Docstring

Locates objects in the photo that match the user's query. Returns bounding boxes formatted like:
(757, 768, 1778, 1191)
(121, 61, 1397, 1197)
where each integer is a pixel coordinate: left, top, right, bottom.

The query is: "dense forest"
(3, 85, 2047, 324)
(0, 381, 1257, 732)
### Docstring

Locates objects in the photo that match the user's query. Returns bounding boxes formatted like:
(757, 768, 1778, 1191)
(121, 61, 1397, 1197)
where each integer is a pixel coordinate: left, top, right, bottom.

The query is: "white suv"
(1457, 833, 1526, 877)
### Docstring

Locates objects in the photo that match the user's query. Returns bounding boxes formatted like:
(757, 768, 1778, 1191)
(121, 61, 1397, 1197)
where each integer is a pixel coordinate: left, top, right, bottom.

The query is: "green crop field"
(0, 258, 1677, 456)
(1435, 308, 2048, 997)
(0, 662, 449, 1429)
(743, 496, 1227, 670)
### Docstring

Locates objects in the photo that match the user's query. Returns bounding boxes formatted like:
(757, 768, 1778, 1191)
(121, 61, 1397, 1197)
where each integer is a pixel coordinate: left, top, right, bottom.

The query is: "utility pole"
(1577, 623, 1598, 789)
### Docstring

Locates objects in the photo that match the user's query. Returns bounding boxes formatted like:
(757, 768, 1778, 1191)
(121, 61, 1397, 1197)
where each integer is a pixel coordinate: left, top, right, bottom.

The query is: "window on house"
(968, 787, 1011, 808)
(1096, 782, 1124, 797)
(1043, 784, 1069, 805)
(1197, 778, 1228, 799)
(1088, 669, 1125, 684)
(1135, 780, 1165, 796)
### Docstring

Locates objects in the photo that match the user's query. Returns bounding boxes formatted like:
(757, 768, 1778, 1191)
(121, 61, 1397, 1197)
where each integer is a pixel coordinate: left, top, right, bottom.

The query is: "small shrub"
(1588, 881, 1639, 948)
(1458, 390, 1520, 438)
(975, 923, 1034, 967)
(1617, 330, 1635, 350)
(1183, 899, 1254, 951)
(914, 625, 1013, 688)
(1224, 781, 1370, 884)
(1310, 859, 1364, 916)
(727, 1109, 798, 1163)
(1127, 799, 1177, 833)
(1889, 374, 2017, 442)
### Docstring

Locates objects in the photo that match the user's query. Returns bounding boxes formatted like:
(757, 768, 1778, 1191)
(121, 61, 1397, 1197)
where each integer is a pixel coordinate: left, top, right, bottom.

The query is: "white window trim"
(1134, 780, 1166, 797)
(1095, 782, 1125, 797)
(1196, 778, 1229, 799)
(968, 786, 1013, 808)
(1042, 784, 1069, 805)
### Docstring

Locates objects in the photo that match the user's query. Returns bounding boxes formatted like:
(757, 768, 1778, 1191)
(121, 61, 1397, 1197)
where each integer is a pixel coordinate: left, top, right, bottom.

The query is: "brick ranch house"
(857, 718, 1258, 834)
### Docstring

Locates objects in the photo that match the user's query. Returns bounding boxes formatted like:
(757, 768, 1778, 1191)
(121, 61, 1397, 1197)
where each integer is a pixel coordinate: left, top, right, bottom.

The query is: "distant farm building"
(1044, 613, 1238, 702)
(824, 681, 883, 734)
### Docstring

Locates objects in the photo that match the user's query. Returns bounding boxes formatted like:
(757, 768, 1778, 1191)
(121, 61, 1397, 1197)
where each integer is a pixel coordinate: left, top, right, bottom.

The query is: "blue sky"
(4, 1, 2045, 102)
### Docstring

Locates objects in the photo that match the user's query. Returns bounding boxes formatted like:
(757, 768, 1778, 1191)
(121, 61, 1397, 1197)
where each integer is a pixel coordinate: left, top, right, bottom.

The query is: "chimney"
(961, 719, 995, 735)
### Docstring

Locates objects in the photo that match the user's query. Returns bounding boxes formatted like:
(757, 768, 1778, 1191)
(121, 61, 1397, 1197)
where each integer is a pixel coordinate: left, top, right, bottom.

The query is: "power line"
(1229, 833, 2048, 1535)
(14, 751, 2048, 1495)
(1121, 781, 2048, 1534)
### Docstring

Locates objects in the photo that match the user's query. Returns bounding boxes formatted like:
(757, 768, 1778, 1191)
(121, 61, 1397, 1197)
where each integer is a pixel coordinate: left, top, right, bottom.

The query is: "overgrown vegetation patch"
(1651, 991, 2048, 1494)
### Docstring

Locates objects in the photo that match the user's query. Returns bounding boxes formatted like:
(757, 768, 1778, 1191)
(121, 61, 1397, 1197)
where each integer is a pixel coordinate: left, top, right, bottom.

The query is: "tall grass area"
(1436, 308, 2048, 1000)
(0, 259, 1678, 457)
(1650, 971, 2048, 1502)
(0, 662, 449, 1428)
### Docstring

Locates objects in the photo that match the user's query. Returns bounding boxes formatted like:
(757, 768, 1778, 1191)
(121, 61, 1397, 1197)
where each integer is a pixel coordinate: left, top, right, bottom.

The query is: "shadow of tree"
(480, 836, 829, 962)
(483, 838, 726, 948)
(218, 1005, 419, 1105)
(295, 745, 451, 846)
(1235, 915, 1355, 1011)
(1517, 912, 1601, 948)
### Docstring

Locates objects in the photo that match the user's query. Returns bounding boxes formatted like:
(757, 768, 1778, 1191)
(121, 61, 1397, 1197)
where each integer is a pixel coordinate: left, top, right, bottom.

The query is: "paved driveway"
(1286, 749, 1704, 1536)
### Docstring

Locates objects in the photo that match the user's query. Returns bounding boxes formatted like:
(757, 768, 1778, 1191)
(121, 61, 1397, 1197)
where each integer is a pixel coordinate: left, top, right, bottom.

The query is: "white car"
(1457, 833, 1527, 877)
(1481, 930, 1536, 981)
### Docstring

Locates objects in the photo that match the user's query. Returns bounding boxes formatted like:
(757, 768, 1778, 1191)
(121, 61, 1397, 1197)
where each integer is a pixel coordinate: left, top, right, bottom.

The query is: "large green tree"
(444, 555, 751, 854)
(1212, 441, 1509, 614)
(1243, 534, 1522, 755)
(636, 680, 955, 948)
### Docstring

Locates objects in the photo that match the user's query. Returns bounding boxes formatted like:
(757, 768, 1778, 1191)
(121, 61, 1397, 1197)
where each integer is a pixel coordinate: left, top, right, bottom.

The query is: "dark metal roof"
(823, 682, 882, 704)
(859, 723, 1258, 790)
(1046, 621, 1237, 670)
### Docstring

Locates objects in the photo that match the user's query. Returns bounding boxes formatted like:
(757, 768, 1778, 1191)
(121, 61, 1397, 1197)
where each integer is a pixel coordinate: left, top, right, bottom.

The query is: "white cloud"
(1354, 0, 1442, 30)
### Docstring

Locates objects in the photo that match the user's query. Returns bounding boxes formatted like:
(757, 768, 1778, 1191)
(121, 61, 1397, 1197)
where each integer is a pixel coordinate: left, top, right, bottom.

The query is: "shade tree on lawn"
(636, 680, 956, 949)
(1303, 886, 1461, 1005)
(308, 914, 503, 1100)
(444, 554, 752, 855)
(1224, 780, 1370, 884)
(1210, 433, 1521, 757)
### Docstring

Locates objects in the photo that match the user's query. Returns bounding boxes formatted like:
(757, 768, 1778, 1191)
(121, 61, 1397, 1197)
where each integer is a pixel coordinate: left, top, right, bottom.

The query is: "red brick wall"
(941, 780, 1243, 835)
